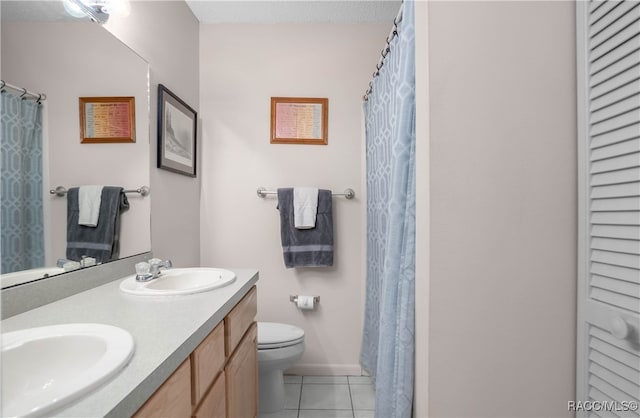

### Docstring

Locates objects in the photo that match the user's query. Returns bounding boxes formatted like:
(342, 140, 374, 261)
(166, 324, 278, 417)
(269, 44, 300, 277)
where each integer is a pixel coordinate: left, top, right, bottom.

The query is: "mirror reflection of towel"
(277, 188, 333, 268)
(78, 185, 103, 227)
(66, 187, 129, 263)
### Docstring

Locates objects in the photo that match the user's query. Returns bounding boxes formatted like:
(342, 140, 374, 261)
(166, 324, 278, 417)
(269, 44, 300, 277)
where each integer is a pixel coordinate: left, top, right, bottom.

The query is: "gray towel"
(277, 188, 333, 268)
(66, 186, 129, 263)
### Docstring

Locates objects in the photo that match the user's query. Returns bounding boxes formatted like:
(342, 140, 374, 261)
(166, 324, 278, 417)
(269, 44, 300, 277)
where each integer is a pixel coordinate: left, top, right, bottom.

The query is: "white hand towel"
(78, 185, 103, 227)
(293, 187, 319, 229)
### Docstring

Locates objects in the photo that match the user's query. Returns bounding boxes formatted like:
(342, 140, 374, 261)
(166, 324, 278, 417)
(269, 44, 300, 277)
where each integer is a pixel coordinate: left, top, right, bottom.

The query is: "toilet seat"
(258, 322, 304, 349)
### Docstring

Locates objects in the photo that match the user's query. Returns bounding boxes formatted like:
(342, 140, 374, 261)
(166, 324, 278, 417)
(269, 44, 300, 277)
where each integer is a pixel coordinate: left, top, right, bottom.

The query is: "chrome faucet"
(135, 258, 172, 282)
(149, 259, 172, 278)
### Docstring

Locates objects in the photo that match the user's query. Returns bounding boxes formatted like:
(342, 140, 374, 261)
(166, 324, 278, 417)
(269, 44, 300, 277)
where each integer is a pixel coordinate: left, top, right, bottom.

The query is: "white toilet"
(257, 322, 305, 414)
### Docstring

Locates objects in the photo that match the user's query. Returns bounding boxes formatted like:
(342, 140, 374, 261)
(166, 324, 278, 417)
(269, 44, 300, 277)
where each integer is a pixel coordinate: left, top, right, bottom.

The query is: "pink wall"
(199, 23, 387, 374)
(421, 2, 577, 416)
(105, 1, 200, 267)
(414, 2, 430, 414)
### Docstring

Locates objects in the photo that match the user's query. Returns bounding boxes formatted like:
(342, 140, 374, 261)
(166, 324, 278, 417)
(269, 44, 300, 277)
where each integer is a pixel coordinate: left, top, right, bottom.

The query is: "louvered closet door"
(577, 1, 640, 417)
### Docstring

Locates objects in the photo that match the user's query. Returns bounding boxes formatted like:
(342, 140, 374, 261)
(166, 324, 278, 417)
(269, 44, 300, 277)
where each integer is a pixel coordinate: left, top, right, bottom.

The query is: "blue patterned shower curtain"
(1, 91, 45, 274)
(361, 1, 415, 417)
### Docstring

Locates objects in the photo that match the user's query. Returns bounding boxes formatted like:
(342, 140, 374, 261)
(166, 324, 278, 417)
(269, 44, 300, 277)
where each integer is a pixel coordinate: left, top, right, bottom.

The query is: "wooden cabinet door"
(192, 322, 225, 406)
(133, 359, 191, 418)
(225, 323, 257, 418)
(225, 286, 257, 356)
(193, 372, 226, 418)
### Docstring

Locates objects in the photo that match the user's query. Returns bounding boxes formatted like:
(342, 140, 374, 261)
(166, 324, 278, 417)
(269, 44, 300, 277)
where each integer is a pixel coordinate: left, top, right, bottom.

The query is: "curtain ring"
(37, 93, 43, 104)
(20, 88, 27, 98)
(0, 80, 5, 90)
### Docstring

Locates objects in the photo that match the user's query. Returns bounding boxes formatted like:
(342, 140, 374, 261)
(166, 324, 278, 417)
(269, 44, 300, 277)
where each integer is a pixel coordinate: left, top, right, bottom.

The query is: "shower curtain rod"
(0, 80, 47, 102)
(362, 1, 404, 102)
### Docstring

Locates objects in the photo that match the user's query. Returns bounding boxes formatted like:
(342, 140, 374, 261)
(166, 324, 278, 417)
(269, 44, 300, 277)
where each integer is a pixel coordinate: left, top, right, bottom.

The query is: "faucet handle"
(135, 261, 153, 282)
(136, 261, 151, 274)
(149, 258, 172, 269)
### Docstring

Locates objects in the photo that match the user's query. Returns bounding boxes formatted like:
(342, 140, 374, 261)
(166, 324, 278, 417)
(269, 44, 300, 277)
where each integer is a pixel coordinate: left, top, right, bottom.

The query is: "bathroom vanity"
(134, 286, 257, 417)
(0, 266, 258, 417)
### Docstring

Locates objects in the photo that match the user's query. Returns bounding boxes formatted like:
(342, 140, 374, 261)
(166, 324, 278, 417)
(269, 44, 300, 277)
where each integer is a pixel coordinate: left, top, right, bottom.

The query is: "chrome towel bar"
(49, 185, 150, 197)
(257, 187, 355, 199)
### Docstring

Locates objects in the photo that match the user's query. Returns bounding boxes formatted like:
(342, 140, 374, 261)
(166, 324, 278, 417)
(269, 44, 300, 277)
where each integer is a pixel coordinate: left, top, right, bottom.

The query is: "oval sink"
(1, 323, 134, 417)
(119, 267, 236, 296)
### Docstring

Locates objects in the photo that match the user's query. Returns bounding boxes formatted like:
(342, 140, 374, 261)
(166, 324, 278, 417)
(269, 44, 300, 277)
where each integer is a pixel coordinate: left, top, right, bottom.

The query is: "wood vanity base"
(134, 286, 258, 418)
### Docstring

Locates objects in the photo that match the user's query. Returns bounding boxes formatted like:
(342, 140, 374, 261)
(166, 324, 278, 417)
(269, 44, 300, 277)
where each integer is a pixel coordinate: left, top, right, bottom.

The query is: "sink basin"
(119, 267, 236, 296)
(1, 323, 135, 417)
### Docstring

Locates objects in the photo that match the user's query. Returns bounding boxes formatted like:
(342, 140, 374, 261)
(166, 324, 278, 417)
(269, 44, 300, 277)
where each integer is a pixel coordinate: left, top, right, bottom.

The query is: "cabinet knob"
(610, 316, 630, 340)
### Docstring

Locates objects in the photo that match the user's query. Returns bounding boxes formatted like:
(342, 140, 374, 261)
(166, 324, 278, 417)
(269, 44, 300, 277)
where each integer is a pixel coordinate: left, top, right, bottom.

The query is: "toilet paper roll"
(297, 295, 316, 310)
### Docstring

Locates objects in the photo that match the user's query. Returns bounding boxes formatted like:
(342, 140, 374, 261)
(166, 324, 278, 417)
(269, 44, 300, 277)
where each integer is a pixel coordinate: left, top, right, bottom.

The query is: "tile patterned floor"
(259, 375, 375, 418)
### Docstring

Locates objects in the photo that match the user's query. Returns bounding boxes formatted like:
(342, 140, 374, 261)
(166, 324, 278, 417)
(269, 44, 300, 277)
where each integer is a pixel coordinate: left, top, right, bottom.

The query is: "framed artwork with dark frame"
(270, 97, 328, 145)
(79, 96, 135, 143)
(157, 84, 197, 177)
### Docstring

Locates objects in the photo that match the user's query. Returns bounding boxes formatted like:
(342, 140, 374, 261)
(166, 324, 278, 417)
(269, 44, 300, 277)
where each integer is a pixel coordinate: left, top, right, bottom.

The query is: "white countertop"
(1, 268, 259, 417)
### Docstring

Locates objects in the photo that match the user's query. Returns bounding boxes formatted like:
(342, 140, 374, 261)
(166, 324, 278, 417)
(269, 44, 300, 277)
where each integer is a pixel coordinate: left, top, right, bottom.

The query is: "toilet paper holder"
(290, 295, 320, 304)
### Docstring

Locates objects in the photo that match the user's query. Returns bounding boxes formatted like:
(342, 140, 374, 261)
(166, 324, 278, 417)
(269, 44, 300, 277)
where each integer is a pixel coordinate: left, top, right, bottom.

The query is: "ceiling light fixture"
(63, 0, 111, 24)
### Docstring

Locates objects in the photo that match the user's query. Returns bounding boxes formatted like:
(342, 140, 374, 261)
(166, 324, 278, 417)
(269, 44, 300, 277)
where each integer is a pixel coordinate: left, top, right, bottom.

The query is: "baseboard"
(286, 363, 364, 376)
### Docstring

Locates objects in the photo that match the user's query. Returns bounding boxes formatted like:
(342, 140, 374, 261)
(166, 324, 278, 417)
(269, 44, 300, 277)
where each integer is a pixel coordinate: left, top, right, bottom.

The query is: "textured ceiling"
(186, 1, 402, 24)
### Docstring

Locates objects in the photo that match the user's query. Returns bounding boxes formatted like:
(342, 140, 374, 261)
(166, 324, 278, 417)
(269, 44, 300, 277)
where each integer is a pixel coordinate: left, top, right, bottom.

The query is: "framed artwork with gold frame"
(270, 97, 328, 145)
(79, 96, 135, 143)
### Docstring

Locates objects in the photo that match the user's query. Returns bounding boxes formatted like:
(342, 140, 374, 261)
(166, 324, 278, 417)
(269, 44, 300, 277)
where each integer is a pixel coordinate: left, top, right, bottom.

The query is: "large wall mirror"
(1, 1, 151, 288)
